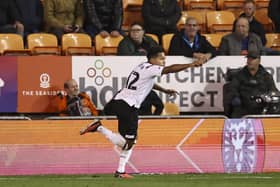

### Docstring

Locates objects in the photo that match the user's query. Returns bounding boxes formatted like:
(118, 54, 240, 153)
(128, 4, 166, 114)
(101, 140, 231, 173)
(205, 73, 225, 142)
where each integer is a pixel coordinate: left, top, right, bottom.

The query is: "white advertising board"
(72, 56, 280, 112)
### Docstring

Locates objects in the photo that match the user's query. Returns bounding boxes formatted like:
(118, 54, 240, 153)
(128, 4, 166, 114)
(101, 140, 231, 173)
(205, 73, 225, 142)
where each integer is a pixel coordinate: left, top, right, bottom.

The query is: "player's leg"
(115, 138, 136, 178)
(114, 102, 138, 178)
(80, 100, 126, 148)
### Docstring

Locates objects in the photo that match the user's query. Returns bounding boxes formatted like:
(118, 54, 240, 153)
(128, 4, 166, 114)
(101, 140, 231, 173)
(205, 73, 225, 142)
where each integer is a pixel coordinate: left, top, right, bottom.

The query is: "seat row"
(0, 33, 152, 56)
(1, 32, 279, 56)
(124, 0, 270, 11)
(123, 10, 274, 34)
(162, 33, 280, 53)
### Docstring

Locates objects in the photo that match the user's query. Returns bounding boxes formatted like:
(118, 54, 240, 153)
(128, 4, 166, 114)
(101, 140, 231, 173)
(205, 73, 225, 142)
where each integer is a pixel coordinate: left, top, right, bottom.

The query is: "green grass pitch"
(0, 173, 280, 187)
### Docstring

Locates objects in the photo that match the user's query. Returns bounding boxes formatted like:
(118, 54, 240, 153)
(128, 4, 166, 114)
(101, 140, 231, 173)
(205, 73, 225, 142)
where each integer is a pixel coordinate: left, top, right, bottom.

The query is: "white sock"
(117, 148, 133, 173)
(97, 126, 125, 147)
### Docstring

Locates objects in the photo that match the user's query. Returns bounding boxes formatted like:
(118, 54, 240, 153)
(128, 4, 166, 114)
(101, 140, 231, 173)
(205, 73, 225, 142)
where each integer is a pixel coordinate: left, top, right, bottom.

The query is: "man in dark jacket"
(15, 0, 43, 38)
(83, 0, 123, 38)
(238, 0, 280, 55)
(169, 17, 216, 63)
(239, 0, 266, 45)
(142, 0, 181, 41)
(0, 1, 24, 35)
(223, 50, 278, 118)
(117, 23, 158, 56)
(268, 0, 280, 33)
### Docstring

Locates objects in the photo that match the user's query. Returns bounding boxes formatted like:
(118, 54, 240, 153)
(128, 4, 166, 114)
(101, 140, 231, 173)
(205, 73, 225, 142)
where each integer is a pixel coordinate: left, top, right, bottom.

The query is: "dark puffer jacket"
(117, 35, 158, 56)
(224, 65, 278, 118)
(142, 0, 181, 35)
(83, 0, 123, 32)
(15, 0, 43, 31)
(0, 1, 19, 26)
(168, 30, 217, 58)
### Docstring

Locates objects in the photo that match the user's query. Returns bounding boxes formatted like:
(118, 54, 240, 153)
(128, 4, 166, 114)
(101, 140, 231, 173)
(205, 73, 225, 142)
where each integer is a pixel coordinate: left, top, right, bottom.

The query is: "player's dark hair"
(147, 46, 164, 60)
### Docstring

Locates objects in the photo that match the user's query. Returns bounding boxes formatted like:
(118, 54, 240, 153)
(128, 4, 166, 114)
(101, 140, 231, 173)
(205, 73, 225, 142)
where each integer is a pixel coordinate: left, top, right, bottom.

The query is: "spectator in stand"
(237, 0, 280, 56)
(238, 0, 266, 46)
(83, 0, 123, 38)
(223, 50, 278, 118)
(219, 17, 264, 56)
(53, 79, 98, 116)
(15, 0, 43, 38)
(117, 23, 158, 56)
(142, 0, 181, 42)
(268, 0, 280, 33)
(169, 17, 216, 63)
(139, 90, 164, 115)
(44, 0, 84, 42)
(0, 1, 24, 36)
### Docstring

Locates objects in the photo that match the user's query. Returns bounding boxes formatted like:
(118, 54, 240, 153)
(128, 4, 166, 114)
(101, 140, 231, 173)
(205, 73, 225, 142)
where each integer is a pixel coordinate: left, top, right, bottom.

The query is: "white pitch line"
(176, 119, 205, 173)
(182, 176, 274, 180)
(223, 176, 273, 179)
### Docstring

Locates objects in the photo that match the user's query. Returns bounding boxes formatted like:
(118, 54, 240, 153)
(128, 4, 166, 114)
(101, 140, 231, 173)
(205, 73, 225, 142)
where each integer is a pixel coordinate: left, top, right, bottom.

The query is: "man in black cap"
(223, 51, 278, 118)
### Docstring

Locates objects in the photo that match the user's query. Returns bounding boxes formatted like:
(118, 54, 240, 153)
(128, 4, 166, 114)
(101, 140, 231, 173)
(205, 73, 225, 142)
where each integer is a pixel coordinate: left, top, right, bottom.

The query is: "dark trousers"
(104, 99, 138, 139)
(274, 22, 280, 33)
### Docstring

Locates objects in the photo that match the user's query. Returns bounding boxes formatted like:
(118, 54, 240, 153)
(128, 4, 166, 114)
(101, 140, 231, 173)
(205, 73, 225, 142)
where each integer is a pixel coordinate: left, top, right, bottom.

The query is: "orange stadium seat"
(218, 0, 243, 9)
(217, 0, 244, 18)
(27, 33, 60, 55)
(122, 10, 144, 32)
(184, 0, 216, 10)
(95, 34, 123, 55)
(255, 0, 269, 9)
(124, 0, 182, 10)
(254, 9, 274, 33)
(218, 0, 269, 10)
(162, 33, 174, 54)
(266, 33, 280, 50)
(0, 34, 31, 56)
(206, 11, 235, 33)
(123, 0, 143, 11)
(161, 103, 180, 116)
(62, 33, 94, 56)
(124, 0, 183, 11)
(202, 33, 226, 48)
(146, 33, 159, 44)
(177, 11, 206, 32)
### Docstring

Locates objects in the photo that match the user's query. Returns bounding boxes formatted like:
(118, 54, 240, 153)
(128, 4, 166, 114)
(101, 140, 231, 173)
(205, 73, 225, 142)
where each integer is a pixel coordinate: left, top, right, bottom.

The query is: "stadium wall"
(1, 56, 280, 113)
(0, 118, 279, 175)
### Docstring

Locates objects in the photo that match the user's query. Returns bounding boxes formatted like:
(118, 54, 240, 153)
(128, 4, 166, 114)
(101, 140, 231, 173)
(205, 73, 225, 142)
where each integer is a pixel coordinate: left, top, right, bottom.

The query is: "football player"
(80, 46, 205, 178)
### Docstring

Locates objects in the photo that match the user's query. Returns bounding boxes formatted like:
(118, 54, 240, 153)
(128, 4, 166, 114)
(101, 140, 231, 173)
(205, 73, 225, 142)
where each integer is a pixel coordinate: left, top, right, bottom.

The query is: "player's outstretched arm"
(162, 60, 204, 75)
(153, 84, 178, 96)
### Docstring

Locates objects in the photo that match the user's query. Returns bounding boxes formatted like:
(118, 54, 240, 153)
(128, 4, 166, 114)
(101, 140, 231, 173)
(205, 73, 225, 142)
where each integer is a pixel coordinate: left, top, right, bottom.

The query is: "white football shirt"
(114, 62, 164, 108)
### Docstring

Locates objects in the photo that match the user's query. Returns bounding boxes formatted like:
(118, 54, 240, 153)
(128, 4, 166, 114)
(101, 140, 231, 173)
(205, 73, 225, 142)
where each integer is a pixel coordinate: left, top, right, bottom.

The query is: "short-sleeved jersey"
(114, 62, 164, 108)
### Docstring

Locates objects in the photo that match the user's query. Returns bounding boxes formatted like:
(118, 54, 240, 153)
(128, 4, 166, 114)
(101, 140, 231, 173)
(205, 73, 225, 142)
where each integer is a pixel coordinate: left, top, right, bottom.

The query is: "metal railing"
(44, 115, 228, 120)
(4, 114, 280, 120)
(242, 114, 280, 118)
(0, 116, 32, 120)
